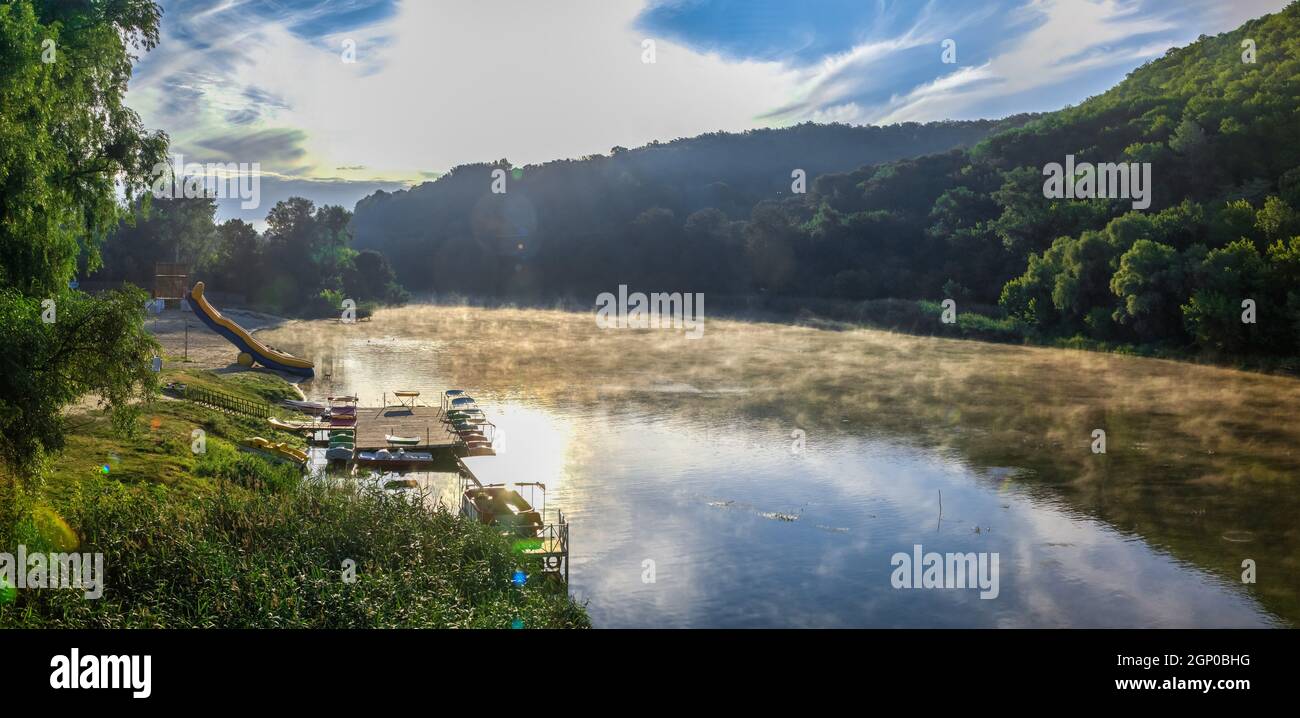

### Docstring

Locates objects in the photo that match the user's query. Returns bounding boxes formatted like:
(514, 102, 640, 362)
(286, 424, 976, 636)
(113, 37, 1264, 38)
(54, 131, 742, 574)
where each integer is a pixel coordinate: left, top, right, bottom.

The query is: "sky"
(126, 0, 1291, 224)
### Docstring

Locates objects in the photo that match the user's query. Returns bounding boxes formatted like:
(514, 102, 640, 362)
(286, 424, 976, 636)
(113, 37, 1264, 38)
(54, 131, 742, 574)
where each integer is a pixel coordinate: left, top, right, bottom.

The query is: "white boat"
(354, 449, 435, 465)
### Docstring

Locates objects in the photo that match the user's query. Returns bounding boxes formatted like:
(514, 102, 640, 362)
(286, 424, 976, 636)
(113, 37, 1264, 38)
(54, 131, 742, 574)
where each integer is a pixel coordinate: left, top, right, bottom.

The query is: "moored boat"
(269, 417, 328, 431)
(460, 485, 542, 535)
(244, 436, 308, 463)
(353, 449, 435, 467)
(282, 399, 327, 415)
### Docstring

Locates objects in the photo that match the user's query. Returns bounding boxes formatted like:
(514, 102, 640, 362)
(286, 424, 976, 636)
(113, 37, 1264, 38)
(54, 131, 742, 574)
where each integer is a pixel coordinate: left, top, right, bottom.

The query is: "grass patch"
(1, 477, 588, 628)
(6, 368, 590, 628)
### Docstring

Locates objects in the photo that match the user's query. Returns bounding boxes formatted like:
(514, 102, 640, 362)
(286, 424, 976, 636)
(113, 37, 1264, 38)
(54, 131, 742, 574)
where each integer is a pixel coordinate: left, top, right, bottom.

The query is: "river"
(259, 304, 1298, 627)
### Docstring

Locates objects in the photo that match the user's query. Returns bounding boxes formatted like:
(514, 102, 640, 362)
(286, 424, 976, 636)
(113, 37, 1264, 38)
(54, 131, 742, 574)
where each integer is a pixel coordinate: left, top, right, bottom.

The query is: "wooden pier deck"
(349, 405, 459, 451)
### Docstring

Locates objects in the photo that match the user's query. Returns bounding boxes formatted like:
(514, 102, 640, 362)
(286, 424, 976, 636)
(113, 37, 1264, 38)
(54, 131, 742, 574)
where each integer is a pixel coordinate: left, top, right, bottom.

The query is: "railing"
(535, 510, 570, 584)
(180, 385, 273, 419)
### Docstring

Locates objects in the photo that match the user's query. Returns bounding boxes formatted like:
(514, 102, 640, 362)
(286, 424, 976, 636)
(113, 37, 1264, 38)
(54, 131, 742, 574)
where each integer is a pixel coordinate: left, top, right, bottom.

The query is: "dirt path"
(147, 306, 287, 371)
(67, 306, 302, 415)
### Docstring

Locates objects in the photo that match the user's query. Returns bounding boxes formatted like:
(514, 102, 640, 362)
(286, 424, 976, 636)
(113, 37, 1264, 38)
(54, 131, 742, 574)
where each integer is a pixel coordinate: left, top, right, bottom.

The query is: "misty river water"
(259, 304, 1299, 627)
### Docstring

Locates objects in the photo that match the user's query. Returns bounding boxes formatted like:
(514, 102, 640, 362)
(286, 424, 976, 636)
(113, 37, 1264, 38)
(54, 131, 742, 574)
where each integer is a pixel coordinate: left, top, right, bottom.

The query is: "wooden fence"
(182, 385, 273, 419)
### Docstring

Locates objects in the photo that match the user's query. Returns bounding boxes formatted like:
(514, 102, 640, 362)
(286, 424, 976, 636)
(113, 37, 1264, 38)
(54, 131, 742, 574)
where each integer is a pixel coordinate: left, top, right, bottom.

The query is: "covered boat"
(460, 485, 543, 535)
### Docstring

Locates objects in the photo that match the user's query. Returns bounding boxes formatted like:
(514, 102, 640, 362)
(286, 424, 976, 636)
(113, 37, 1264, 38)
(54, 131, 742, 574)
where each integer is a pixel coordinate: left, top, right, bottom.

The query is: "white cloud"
(129, 0, 801, 183)
(871, 0, 1178, 123)
(126, 0, 1295, 196)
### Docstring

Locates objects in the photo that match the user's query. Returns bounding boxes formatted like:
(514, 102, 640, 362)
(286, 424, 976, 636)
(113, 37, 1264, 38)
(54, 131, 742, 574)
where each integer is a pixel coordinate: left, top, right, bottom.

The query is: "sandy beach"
(148, 306, 291, 373)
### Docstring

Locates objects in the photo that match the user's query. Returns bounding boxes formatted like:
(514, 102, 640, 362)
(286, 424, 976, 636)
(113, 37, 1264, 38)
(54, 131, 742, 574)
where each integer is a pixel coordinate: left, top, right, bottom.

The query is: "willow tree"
(0, 0, 166, 482)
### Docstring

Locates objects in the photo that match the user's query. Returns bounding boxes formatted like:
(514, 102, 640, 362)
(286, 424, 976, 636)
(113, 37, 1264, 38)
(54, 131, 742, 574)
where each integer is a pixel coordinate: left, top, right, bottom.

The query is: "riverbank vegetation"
(1, 363, 589, 628)
(0, 0, 586, 629)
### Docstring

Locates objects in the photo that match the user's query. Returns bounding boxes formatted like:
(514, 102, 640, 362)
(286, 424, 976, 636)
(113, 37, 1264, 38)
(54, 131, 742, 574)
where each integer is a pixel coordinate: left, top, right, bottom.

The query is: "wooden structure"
(154, 262, 189, 300)
(350, 405, 459, 452)
(180, 384, 273, 419)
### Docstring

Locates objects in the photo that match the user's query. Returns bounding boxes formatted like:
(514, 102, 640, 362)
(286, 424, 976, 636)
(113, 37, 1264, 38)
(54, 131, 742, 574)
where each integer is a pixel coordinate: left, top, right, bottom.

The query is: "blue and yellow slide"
(187, 282, 315, 378)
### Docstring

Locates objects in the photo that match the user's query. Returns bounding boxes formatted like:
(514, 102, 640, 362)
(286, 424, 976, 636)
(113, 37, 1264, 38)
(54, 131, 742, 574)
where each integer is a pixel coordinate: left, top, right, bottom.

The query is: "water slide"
(186, 282, 315, 377)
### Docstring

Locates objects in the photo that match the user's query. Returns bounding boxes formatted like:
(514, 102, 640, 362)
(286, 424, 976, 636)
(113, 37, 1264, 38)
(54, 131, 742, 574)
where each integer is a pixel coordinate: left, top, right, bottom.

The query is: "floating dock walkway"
(347, 405, 459, 452)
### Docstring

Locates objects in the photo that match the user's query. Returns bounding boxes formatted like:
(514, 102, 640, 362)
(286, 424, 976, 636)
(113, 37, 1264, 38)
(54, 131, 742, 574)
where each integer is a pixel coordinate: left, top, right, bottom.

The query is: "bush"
(1, 478, 589, 628)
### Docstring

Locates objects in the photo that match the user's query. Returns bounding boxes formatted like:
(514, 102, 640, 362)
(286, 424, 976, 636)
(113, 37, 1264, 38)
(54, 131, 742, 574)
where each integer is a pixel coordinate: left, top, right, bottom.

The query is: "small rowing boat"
(268, 417, 329, 431)
(282, 399, 326, 415)
(385, 434, 420, 446)
(354, 449, 435, 467)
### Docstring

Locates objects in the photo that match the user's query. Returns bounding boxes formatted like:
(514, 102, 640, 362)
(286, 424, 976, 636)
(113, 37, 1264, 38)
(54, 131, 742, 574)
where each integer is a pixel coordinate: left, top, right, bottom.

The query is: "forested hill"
(349, 117, 1032, 291)
(352, 2, 1300, 358)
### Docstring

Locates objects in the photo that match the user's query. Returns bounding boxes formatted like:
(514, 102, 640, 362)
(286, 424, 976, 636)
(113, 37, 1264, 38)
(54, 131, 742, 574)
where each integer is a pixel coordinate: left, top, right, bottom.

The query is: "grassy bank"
(1, 367, 589, 628)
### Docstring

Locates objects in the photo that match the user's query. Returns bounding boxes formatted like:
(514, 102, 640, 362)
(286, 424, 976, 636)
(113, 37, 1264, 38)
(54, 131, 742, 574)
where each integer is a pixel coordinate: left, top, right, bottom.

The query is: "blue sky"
(127, 0, 1290, 224)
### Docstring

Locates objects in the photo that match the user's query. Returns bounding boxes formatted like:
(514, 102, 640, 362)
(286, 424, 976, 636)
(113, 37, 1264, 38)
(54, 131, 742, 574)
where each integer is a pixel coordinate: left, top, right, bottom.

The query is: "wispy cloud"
(127, 0, 1292, 224)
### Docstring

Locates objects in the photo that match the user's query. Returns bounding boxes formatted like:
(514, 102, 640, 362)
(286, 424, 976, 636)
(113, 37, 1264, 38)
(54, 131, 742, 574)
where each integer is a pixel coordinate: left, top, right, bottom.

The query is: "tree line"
(94, 195, 409, 317)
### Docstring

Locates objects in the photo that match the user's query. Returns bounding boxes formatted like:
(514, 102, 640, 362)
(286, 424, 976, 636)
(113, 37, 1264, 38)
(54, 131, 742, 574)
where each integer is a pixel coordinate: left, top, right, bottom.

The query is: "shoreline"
(382, 293, 1300, 378)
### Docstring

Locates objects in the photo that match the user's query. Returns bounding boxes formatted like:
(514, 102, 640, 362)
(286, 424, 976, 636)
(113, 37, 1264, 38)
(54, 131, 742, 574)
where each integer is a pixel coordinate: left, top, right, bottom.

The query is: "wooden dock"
(350, 405, 459, 451)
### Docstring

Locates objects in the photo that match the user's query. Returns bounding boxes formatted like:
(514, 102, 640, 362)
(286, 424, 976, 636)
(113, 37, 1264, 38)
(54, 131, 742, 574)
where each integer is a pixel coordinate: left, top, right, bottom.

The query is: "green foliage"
(345, 249, 409, 305)
(350, 120, 1034, 296)
(0, 478, 589, 628)
(0, 0, 167, 296)
(98, 197, 218, 285)
(1181, 239, 1269, 352)
(0, 285, 159, 480)
(1110, 240, 1187, 341)
(194, 440, 301, 494)
(93, 194, 409, 316)
(0, 1, 166, 482)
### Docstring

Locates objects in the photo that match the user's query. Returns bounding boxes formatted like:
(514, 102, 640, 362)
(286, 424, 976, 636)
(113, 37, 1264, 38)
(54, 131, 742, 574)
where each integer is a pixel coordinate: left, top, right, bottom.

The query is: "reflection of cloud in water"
(261, 306, 1293, 627)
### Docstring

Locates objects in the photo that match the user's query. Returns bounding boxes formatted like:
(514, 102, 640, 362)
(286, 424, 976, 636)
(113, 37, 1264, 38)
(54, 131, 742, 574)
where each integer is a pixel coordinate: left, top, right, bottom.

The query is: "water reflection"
(261, 307, 1293, 627)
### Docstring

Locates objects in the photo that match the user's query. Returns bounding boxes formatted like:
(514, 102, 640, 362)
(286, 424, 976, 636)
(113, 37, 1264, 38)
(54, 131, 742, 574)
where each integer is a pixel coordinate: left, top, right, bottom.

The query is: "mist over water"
(260, 304, 1297, 627)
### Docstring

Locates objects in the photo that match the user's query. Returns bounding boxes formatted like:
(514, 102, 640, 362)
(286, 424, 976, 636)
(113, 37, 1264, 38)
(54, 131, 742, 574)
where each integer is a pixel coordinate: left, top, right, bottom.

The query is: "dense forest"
(350, 3, 1300, 359)
(92, 195, 409, 316)
(349, 118, 1033, 294)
